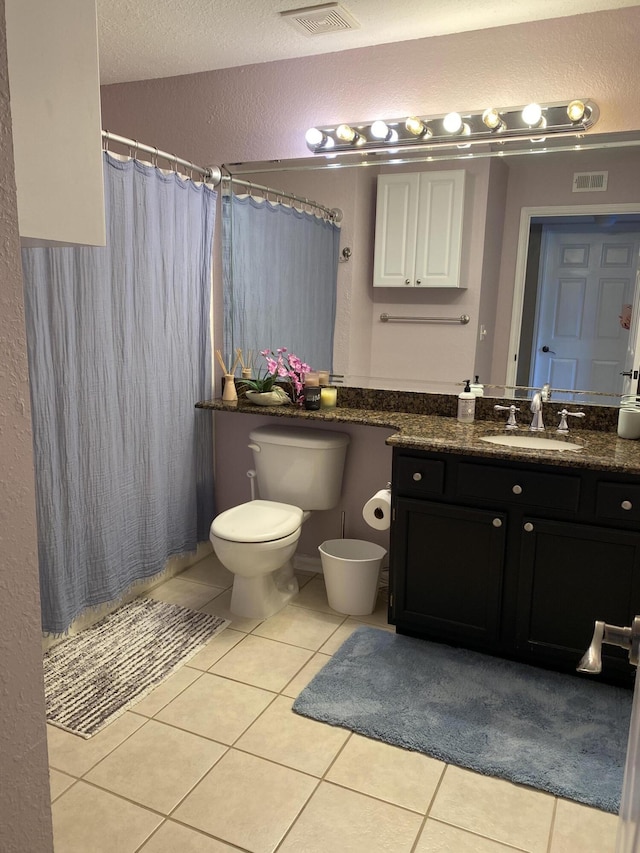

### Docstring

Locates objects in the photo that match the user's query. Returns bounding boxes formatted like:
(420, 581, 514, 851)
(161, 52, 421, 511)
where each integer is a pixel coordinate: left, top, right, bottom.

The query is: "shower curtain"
(22, 153, 217, 635)
(222, 191, 340, 372)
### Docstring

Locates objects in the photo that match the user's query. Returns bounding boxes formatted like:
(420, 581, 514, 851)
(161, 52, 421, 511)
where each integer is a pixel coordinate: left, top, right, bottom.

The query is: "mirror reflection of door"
(517, 217, 640, 404)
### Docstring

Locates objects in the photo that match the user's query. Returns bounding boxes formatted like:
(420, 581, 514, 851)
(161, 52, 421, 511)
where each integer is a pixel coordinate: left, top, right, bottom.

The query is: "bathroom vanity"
(198, 391, 640, 685)
(390, 447, 640, 686)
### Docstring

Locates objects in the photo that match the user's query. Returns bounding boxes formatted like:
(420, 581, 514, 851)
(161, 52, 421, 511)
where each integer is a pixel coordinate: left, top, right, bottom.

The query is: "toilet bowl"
(210, 499, 304, 619)
(209, 425, 350, 620)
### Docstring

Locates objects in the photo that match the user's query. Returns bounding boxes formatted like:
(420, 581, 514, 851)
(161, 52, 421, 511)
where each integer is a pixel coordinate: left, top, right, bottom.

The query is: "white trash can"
(319, 539, 387, 616)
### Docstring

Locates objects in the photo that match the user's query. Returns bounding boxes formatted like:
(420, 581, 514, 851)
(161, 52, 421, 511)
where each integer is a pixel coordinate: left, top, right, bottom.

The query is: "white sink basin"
(480, 433, 583, 452)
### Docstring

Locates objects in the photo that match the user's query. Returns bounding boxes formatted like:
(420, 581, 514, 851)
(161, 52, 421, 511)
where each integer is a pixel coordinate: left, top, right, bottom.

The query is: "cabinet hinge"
(389, 593, 394, 608)
(392, 507, 396, 522)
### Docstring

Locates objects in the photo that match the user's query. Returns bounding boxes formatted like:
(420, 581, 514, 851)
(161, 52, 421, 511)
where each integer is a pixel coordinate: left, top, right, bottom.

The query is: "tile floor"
(48, 553, 619, 853)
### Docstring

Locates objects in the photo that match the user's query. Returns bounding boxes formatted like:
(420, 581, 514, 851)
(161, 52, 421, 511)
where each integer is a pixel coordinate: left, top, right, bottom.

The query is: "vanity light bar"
(305, 100, 599, 154)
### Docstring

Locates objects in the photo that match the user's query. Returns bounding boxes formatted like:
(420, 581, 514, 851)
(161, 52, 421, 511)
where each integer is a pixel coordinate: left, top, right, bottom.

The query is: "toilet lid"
(211, 500, 304, 544)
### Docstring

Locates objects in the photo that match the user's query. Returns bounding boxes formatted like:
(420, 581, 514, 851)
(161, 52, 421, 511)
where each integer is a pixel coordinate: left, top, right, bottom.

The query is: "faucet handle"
(556, 409, 586, 433)
(494, 404, 520, 429)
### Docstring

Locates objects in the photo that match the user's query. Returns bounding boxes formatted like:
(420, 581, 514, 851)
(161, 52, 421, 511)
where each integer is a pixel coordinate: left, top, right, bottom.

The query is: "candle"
(320, 386, 337, 409)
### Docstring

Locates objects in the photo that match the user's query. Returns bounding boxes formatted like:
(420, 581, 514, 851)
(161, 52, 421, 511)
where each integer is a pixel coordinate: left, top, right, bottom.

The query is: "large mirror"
(223, 131, 640, 405)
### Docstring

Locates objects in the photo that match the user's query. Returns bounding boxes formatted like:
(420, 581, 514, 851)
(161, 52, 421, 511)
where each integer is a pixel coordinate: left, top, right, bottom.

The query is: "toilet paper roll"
(362, 489, 392, 530)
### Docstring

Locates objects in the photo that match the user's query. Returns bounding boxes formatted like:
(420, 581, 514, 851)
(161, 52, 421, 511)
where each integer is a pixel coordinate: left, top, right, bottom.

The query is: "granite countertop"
(196, 393, 640, 475)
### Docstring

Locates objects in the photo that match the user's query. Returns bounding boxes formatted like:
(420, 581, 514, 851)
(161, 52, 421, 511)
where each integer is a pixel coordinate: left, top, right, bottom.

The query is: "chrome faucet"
(530, 384, 550, 431)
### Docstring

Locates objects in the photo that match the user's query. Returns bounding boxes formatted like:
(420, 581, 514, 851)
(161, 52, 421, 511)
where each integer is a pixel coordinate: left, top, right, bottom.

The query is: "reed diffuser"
(215, 349, 241, 403)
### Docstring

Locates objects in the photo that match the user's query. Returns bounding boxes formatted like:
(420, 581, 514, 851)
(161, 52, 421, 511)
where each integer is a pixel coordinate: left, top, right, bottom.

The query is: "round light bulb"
(482, 108, 502, 130)
(371, 120, 389, 139)
(305, 127, 324, 147)
(567, 100, 586, 122)
(443, 112, 463, 134)
(405, 116, 426, 136)
(336, 123, 357, 143)
(522, 103, 543, 126)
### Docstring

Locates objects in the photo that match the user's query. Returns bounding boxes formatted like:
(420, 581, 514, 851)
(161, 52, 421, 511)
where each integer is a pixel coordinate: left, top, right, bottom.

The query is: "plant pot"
(245, 389, 290, 406)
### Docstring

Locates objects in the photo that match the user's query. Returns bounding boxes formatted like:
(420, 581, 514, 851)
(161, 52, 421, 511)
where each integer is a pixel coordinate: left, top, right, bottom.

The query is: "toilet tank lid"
(249, 425, 350, 449)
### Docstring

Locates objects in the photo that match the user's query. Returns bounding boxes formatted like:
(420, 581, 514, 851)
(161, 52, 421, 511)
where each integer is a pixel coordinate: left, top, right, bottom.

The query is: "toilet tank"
(248, 425, 350, 510)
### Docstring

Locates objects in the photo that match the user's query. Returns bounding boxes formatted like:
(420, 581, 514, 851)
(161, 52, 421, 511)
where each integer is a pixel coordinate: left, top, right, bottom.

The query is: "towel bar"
(379, 313, 470, 324)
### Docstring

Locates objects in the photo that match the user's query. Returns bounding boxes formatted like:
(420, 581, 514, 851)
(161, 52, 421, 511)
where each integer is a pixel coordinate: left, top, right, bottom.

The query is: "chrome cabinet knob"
(622, 500, 633, 511)
(412, 472, 422, 482)
(416, 279, 422, 285)
(512, 484, 523, 495)
(404, 278, 411, 285)
(492, 518, 502, 528)
(524, 522, 534, 532)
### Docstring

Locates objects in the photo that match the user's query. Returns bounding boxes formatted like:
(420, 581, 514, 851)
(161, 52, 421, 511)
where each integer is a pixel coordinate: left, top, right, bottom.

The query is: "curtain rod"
(222, 174, 342, 223)
(101, 130, 222, 186)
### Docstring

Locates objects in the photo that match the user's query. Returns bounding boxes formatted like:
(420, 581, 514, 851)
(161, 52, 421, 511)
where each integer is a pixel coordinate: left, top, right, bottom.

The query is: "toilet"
(210, 425, 350, 619)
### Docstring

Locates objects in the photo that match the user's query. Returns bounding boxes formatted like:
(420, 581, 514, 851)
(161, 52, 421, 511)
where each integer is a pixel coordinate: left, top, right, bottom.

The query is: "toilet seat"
(211, 499, 304, 544)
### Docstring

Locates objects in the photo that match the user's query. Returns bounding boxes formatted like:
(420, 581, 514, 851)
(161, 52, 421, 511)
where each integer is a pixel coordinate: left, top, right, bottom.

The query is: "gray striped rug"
(44, 597, 229, 738)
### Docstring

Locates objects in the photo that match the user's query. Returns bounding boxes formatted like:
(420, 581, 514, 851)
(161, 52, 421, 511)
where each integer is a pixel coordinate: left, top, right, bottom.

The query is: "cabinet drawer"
(596, 482, 640, 524)
(456, 462, 580, 512)
(395, 455, 445, 497)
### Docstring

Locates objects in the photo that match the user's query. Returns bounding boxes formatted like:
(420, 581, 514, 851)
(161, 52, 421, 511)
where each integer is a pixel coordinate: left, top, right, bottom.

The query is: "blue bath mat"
(293, 626, 632, 813)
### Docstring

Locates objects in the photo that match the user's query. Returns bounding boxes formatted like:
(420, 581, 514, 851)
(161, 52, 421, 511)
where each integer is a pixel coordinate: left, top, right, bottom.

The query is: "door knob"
(541, 345, 556, 354)
(577, 617, 640, 674)
(621, 370, 633, 378)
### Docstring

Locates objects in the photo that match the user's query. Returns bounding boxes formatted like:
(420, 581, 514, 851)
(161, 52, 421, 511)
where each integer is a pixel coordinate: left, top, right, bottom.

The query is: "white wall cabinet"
(5, 0, 105, 247)
(373, 170, 465, 288)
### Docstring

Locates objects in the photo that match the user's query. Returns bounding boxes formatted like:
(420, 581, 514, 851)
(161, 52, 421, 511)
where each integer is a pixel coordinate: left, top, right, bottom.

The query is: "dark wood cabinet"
(390, 447, 640, 686)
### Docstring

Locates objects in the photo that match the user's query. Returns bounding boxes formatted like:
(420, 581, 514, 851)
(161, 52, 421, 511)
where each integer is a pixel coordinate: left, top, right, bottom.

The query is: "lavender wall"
(101, 8, 640, 166)
(0, 2, 54, 850)
(100, 7, 640, 555)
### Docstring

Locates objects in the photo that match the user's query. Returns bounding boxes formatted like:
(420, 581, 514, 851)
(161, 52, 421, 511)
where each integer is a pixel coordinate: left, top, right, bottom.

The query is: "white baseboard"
(293, 553, 323, 573)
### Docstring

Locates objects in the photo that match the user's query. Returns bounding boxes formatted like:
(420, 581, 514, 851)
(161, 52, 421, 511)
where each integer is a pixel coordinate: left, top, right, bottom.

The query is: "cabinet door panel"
(373, 174, 418, 287)
(517, 517, 640, 677)
(392, 497, 505, 645)
(415, 171, 465, 288)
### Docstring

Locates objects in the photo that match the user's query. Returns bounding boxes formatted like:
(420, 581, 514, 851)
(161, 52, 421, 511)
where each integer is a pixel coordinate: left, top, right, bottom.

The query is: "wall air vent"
(572, 171, 608, 192)
(280, 2, 360, 36)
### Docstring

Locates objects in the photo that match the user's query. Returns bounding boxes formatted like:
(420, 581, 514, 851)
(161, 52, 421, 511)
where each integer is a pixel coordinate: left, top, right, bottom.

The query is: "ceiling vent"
(572, 171, 608, 192)
(280, 2, 360, 36)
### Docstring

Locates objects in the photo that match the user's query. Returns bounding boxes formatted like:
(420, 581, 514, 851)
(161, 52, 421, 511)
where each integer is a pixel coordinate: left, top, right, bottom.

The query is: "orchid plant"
(241, 347, 312, 404)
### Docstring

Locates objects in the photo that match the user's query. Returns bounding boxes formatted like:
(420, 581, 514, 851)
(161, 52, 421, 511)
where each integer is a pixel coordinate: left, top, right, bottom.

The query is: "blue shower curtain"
(222, 192, 340, 372)
(22, 153, 217, 635)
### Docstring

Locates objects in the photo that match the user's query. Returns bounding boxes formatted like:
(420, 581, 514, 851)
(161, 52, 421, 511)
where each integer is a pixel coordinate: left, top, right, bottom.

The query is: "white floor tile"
(235, 694, 350, 776)
(186, 627, 245, 671)
(179, 554, 234, 588)
(549, 798, 618, 853)
(209, 634, 313, 691)
(290, 575, 343, 614)
(145, 577, 225, 610)
(277, 780, 423, 853)
(52, 781, 162, 853)
(173, 749, 317, 853)
(252, 603, 345, 650)
(200, 588, 264, 633)
(47, 712, 146, 777)
(85, 719, 226, 813)
(326, 733, 445, 813)
(415, 819, 525, 852)
(139, 821, 239, 852)
(49, 769, 75, 801)
(155, 671, 275, 743)
(430, 765, 555, 853)
(131, 664, 203, 717)
(282, 652, 331, 698)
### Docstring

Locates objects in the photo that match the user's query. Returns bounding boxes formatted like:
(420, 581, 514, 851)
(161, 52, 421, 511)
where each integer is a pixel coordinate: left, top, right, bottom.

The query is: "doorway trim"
(506, 203, 640, 388)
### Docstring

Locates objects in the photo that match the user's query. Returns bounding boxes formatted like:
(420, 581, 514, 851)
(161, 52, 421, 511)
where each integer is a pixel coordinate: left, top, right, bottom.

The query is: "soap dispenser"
(457, 379, 476, 423)
(470, 375, 484, 397)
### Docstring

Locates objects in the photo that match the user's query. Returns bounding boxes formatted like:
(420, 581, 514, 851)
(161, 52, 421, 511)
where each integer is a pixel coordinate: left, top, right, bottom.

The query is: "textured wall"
(0, 2, 54, 851)
(101, 8, 640, 167)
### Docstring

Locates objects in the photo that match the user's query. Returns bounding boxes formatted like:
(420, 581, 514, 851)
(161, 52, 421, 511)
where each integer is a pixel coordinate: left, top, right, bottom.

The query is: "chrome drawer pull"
(492, 518, 502, 528)
(412, 472, 422, 482)
(524, 522, 534, 532)
(622, 500, 633, 511)
(512, 484, 523, 495)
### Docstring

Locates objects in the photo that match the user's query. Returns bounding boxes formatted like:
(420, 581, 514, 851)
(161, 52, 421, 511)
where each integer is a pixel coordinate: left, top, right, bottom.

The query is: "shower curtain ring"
(102, 130, 110, 152)
(133, 140, 139, 160)
(152, 147, 159, 168)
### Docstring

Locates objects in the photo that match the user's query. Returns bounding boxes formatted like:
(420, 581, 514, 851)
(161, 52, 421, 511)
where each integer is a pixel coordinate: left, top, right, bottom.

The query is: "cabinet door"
(373, 173, 419, 287)
(392, 497, 506, 646)
(517, 517, 640, 679)
(414, 171, 465, 288)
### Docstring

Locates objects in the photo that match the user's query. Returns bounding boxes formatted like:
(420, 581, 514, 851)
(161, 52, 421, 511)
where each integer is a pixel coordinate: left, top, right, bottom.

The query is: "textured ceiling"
(97, 0, 640, 85)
